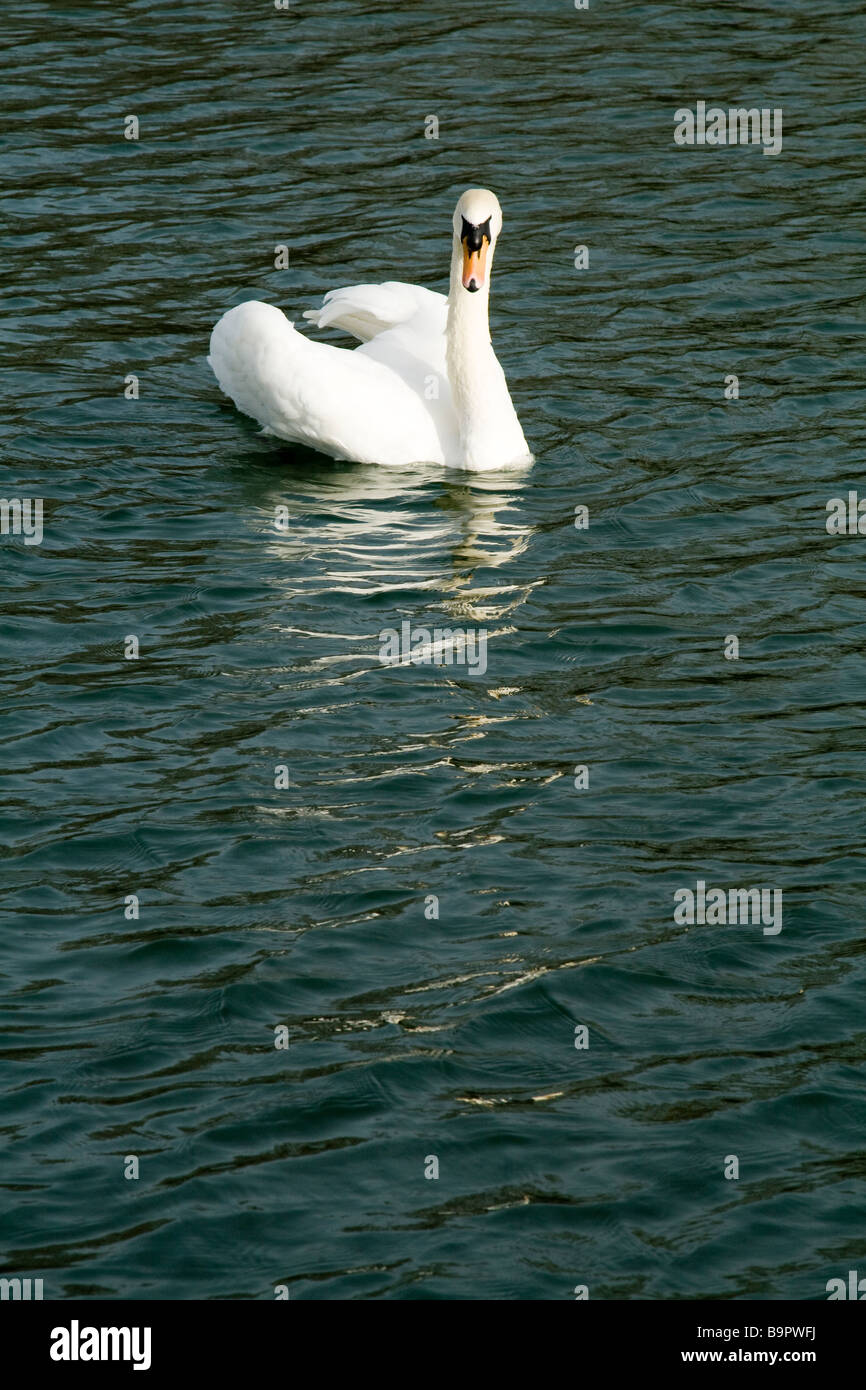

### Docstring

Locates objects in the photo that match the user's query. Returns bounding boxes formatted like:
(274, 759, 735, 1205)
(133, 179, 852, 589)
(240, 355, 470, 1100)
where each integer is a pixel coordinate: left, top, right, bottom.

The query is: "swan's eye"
(461, 216, 492, 251)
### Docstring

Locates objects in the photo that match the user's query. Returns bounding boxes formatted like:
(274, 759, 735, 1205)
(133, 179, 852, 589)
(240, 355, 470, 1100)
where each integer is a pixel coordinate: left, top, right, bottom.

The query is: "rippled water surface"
(2, 0, 865, 1299)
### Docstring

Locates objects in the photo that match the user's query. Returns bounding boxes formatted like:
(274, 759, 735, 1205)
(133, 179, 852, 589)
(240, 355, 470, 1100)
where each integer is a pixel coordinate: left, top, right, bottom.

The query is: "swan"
(208, 189, 532, 472)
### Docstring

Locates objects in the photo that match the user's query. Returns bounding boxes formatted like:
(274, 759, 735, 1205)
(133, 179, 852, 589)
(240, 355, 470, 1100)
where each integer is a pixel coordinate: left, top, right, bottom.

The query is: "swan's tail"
(208, 299, 446, 465)
(208, 301, 311, 442)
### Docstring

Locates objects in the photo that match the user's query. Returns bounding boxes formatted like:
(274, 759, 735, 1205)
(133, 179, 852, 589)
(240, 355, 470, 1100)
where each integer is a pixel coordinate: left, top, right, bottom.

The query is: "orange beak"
(462, 238, 489, 292)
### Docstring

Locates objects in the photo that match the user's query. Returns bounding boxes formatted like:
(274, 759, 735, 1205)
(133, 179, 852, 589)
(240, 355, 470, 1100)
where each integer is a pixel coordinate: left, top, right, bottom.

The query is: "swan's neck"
(446, 245, 527, 470)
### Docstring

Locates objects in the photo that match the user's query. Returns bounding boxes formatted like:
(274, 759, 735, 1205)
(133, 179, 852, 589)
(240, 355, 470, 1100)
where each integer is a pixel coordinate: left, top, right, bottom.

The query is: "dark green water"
(2, 0, 865, 1299)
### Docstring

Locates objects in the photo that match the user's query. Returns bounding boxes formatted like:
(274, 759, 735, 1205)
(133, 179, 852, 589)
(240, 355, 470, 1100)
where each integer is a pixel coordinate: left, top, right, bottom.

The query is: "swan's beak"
(462, 243, 488, 292)
(461, 217, 491, 293)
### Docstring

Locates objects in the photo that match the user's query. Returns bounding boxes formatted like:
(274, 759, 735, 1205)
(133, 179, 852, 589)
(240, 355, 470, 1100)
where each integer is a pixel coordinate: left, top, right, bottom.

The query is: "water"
(2, 0, 865, 1300)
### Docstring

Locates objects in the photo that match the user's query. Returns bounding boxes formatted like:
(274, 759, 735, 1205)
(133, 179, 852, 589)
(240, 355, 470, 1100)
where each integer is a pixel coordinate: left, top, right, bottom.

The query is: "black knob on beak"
(461, 216, 492, 251)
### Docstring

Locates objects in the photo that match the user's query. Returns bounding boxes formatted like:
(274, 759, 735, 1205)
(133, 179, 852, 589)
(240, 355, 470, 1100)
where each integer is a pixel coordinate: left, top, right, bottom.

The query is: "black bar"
(4, 1298, 857, 1375)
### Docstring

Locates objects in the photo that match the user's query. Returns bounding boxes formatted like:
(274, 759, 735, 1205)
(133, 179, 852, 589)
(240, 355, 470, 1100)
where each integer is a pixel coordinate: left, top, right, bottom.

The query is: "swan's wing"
(209, 300, 456, 467)
(301, 280, 447, 342)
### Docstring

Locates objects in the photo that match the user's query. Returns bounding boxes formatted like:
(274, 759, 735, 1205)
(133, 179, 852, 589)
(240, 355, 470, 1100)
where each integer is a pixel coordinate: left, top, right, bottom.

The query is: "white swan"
(208, 189, 532, 472)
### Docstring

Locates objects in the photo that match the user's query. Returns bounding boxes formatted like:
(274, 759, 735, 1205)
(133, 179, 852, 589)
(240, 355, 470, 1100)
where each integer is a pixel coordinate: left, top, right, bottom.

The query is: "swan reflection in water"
(234, 453, 538, 684)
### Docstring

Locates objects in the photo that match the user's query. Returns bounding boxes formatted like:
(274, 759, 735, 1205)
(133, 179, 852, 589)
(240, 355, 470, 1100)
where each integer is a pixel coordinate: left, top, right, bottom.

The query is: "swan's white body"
(208, 190, 532, 472)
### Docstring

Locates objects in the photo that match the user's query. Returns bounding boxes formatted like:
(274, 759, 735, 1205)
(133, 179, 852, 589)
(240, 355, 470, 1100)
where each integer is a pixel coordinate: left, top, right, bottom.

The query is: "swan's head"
(453, 189, 503, 294)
